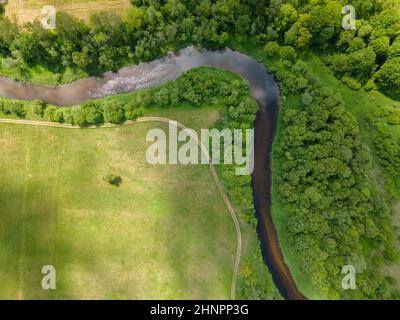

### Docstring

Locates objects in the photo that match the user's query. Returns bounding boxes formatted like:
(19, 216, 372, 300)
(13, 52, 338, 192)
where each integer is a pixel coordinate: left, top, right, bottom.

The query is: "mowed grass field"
(5, 0, 131, 24)
(0, 107, 237, 299)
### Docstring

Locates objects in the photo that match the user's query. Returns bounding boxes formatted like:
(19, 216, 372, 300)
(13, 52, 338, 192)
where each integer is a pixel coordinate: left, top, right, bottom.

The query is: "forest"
(0, 0, 400, 299)
(272, 54, 397, 299)
(0, 0, 398, 92)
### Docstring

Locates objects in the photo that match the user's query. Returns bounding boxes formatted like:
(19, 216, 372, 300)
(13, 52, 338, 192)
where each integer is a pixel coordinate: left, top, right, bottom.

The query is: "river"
(0, 47, 305, 300)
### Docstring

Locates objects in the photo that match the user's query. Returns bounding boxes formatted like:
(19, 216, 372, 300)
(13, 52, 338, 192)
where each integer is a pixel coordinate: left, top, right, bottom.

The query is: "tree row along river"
(0, 47, 306, 300)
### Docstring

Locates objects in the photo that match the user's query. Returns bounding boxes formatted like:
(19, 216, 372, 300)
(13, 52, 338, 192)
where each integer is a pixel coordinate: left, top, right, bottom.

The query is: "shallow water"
(0, 47, 277, 107)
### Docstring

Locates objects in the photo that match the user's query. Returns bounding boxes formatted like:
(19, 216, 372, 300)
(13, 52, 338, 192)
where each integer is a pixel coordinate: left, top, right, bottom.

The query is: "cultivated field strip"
(5, 0, 131, 24)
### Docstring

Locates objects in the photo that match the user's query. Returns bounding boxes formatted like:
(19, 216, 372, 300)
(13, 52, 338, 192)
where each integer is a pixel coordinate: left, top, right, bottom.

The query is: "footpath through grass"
(0, 107, 238, 299)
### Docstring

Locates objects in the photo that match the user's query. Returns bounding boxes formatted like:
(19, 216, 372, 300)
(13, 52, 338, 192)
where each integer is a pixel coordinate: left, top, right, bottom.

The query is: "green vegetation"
(0, 0, 399, 90)
(249, 44, 400, 299)
(103, 174, 123, 187)
(368, 105, 400, 197)
(0, 108, 237, 299)
(0, 67, 281, 299)
(1, 0, 400, 300)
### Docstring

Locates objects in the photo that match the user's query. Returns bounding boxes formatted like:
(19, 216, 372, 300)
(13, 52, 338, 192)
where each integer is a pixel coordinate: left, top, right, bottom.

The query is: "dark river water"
(0, 47, 305, 300)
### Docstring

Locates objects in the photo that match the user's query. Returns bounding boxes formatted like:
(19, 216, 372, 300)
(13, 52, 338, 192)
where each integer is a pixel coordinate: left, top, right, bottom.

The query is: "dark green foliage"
(44, 106, 64, 123)
(277, 87, 397, 298)
(368, 105, 400, 190)
(77, 101, 104, 126)
(0, 16, 19, 55)
(326, 47, 377, 84)
(278, 45, 297, 64)
(103, 101, 126, 124)
(32, 100, 47, 117)
(0, 100, 27, 118)
(0, 0, 399, 92)
(264, 42, 280, 57)
(266, 50, 398, 299)
(375, 57, 400, 89)
(369, 36, 390, 58)
(103, 174, 123, 187)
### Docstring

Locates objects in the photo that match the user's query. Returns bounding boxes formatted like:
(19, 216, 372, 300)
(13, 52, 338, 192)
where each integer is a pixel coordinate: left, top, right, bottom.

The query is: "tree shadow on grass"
(0, 177, 130, 299)
(156, 164, 236, 300)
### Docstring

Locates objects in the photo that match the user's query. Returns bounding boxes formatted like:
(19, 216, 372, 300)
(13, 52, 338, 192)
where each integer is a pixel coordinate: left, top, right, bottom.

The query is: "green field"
(0, 107, 239, 299)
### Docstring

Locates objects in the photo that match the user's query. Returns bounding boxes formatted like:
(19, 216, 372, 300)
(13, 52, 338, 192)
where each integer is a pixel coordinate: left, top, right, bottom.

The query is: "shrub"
(364, 79, 377, 91)
(263, 42, 280, 57)
(278, 46, 297, 63)
(103, 101, 126, 124)
(7, 101, 27, 118)
(32, 100, 47, 117)
(79, 101, 103, 126)
(375, 57, 400, 89)
(44, 106, 64, 123)
(103, 174, 123, 187)
(341, 76, 362, 90)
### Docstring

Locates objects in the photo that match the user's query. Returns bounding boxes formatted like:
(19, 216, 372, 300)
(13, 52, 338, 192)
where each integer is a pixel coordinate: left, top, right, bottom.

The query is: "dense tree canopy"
(270, 49, 398, 299)
(0, 0, 400, 300)
(0, 0, 399, 93)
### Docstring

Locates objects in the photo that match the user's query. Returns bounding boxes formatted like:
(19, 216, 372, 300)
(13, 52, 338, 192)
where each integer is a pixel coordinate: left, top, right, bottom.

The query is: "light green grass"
(0, 107, 240, 299)
(0, 61, 89, 85)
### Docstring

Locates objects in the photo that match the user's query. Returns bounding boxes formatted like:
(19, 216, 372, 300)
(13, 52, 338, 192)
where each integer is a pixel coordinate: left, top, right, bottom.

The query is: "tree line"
(0, 1, 399, 92)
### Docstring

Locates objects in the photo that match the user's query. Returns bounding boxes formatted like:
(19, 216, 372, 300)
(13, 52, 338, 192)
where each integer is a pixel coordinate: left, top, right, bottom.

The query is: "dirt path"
(0, 116, 242, 300)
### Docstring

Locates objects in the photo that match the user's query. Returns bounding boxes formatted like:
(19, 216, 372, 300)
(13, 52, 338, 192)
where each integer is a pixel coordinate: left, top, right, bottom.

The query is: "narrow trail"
(0, 116, 242, 300)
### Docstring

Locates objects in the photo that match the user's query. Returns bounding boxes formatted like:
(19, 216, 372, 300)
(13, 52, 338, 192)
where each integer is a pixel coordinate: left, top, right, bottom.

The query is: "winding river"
(0, 47, 305, 300)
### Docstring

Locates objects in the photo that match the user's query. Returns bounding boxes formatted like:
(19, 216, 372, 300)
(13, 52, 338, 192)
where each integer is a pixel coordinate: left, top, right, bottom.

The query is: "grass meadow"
(0, 107, 239, 299)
